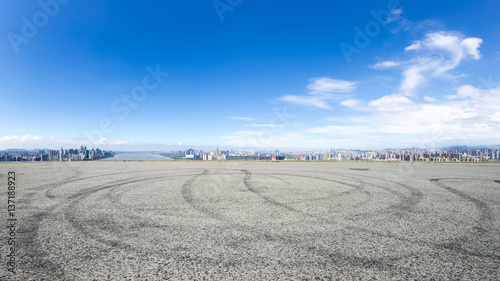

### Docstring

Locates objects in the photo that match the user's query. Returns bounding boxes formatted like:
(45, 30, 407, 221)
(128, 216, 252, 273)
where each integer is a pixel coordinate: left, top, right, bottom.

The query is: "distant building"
(227, 155, 265, 160)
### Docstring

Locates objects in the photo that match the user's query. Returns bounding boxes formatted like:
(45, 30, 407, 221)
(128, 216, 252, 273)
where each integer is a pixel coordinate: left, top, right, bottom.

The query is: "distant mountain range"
(440, 145, 500, 150)
(4, 148, 48, 152)
(378, 145, 500, 150)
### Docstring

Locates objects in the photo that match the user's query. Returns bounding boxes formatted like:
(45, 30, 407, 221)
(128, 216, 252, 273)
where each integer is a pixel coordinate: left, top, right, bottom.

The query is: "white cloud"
(456, 84, 485, 99)
(0, 135, 138, 150)
(390, 9, 403, 16)
(92, 138, 133, 146)
(227, 116, 254, 121)
(491, 112, 500, 122)
(221, 82, 500, 148)
(305, 85, 500, 148)
(424, 96, 438, 102)
(306, 125, 371, 135)
(399, 59, 428, 95)
(461, 38, 482, 59)
(340, 99, 360, 108)
(247, 124, 285, 128)
(220, 130, 306, 149)
(0, 135, 47, 150)
(239, 30, 490, 149)
(229, 131, 265, 137)
(279, 95, 333, 110)
(381, 31, 484, 96)
(306, 77, 356, 93)
(368, 94, 414, 112)
(405, 41, 422, 51)
(0, 135, 42, 142)
(340, 99, 368, 111)
(279, 77, 356, 110)
(223, 84, 500, 149)
(386, 9, 410, 33)
(370, 60, 400, 69)
(446, 85, 496, 100)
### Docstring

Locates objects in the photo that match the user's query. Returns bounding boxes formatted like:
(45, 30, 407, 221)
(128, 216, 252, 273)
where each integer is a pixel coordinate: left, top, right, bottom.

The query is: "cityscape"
(2, 146, 499, 162)
(160, 147, 500, 162)
(0, 146, 112, 162)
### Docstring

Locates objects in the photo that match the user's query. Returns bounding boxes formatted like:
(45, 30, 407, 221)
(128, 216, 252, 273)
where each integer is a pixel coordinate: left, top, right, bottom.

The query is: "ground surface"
(0, 161, 499, 280)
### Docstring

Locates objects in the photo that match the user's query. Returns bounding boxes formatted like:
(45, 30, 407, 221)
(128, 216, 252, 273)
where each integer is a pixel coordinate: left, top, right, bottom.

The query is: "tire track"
(65, 169, 386, 273)
(246, 170, 374, 209)
(249, 170, 419, 217)
(179, 169, 404, 272)
(44, 168, 174, 199)
(328, 169, 425, 213)
(64, 174, 198, 250)
(242, 169, 379, 227)
(10, 165, 82, 279)
(429, 178, 497, 256)
(242, 170, 500, 261)
(255, 169, 424, 213)
(258, 173, 372, 209)
(15, 207, 68, 279)
(11, 164, 500, 279)
(16, 170, 179, 279)
(21, 168, 212, 279)
(62, 169, 214, 255)
(181, 169, 227, 221)
(430, 178, 493, 228)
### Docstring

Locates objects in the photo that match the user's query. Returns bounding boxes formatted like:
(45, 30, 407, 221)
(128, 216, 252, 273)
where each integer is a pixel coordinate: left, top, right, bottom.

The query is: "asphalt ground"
(0, 161, 499, 280)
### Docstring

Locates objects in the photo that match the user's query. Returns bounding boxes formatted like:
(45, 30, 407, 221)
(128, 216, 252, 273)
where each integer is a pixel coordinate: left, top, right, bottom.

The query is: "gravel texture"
(0, 161, 499, 280)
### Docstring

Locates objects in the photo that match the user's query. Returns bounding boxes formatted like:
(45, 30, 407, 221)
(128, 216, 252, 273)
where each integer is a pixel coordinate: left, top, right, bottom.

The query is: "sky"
(1, 0, 500, 151)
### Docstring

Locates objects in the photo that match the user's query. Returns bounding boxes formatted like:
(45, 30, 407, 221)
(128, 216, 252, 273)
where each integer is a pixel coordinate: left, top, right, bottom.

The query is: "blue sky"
(1, 0, 500, 150)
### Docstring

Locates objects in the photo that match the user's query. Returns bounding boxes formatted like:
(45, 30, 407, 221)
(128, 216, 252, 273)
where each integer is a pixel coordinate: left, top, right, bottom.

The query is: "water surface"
(100, 153, 173, 161)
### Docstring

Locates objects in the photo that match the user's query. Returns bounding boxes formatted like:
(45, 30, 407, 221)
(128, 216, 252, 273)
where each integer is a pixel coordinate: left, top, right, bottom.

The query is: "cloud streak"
(311, 84, 500, 148)
(279, 77, 356, 110)
(370, 60, 400, 69)
(227, 116, 254, 121)
(0, 135, 137, 150)
(400, 31, 483, 95)
(247, 124, 285, 128)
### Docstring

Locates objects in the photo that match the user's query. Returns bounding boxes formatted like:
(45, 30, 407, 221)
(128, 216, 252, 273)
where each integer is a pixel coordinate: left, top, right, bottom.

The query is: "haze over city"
(2, 0, 500, 150)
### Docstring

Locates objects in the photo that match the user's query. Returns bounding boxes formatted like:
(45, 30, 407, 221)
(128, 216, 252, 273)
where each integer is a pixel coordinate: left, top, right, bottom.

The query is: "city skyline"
(2, 1, 500, 150)
(2, 146, 499, 163)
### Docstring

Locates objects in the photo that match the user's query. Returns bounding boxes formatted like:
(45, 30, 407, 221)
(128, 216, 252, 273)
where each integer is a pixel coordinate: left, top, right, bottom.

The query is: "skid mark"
(242, 170, 499, 261)
(179, 169, 402, 271)
(430, 179, 493, 227)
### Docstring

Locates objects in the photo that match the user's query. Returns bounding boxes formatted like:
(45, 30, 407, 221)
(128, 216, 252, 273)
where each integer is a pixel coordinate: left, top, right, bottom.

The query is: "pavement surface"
(0, 161, 499, 280)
